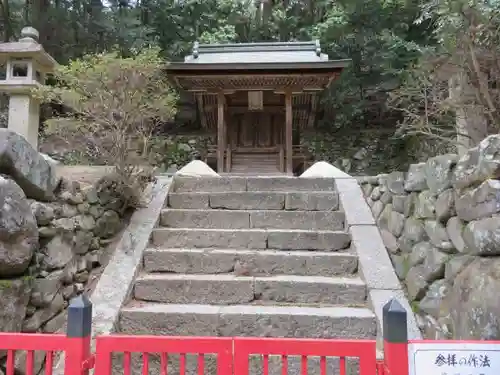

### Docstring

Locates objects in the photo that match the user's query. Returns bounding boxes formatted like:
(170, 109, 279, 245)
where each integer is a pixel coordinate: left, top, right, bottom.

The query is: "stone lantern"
(0, 27, 57, 149)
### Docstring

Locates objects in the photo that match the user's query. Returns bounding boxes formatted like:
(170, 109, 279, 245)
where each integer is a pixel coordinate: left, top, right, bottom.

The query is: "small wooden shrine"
(165, 40, 348, 175)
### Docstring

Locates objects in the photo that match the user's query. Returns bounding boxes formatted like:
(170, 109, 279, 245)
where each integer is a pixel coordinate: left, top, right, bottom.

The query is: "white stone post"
(0, 27, 56, 149)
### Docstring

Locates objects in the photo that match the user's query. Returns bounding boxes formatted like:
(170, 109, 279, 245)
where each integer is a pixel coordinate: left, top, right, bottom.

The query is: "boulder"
(423, 220, 454, 252)
(406, 244, 448, 302)
(30, 201, 55, 226)
(387, 210, 405, 237)
(377, 204, 392, 231)
(398, 217, 426, 253)
(371, 200, 384, 220)
(392, 194, 412, 217)
(419, 279, 451, 318)
(421, 247, 448, 282)
(414, 190, 436, 219)
(435, 189, 455, 222)
(42, 234, 74, 271)
(94, 210, 121, 239)
(409, 241, 435, 267)
(40, 152, 60, 166)
(0, 277, 32, 333)
(82, 185, 99, 204)
(385, 171, 406, 194)
(455, 179, 500, 221)
(462, 217, 500, 256)
(370, 186, 382, 200)
(72, 230, 93, 255)
(361, 183, 373, 196)
(447, 258, 500, 339)
(404, 163, 427, 191)
(380, 191, 392, 204)
(73, 215, 96, 232)
(424, 154, 458, 195)
(30, 271, 63, 308)
(446, 217, 466, 252)
(0, 129, 60, 201)
(390, 254, 409, 280)
(0, 176, 39, 277)
(23, 292, 65, 332)
(453, 134, 500, 189)
(420, 314, 452, 340)
(444, 255, 474, 280)
(380, 229, 399, 254)
(405, 265, 428, 301)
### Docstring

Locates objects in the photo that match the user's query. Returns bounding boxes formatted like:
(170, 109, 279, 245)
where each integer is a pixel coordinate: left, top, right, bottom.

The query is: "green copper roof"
(184, 40, 330, 64)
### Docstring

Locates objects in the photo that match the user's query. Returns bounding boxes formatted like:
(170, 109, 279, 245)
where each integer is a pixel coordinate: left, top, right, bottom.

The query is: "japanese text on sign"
(409, 342, 500, 375)
(434, 353, 490, 368)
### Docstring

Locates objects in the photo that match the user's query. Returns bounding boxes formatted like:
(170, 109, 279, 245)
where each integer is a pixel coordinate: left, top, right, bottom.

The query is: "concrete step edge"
(161, 208, 344, 214)
(152, 228, 348, 234)
(168, 191, 339, 195)
(144, 248, 357, 257)
(122, 302, 376, 317)
(159, 209, 346, 230)
(143, 248, 359, 276)
(136, 273, 365, 285)
(151, 228, 351, 251)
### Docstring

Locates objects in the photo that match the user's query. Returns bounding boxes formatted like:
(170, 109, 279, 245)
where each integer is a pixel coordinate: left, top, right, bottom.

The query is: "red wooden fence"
(233, 337, 377, 375)
(94, 335, 233, 375)
(0, 296, 413, 375)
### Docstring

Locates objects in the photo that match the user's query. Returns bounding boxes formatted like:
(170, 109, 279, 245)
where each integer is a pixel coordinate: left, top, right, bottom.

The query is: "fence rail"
(2, 333, 68, 375)
(94, 335, 233, 375)
(233, 337, 377, 375)
(4, 295, 495, 375)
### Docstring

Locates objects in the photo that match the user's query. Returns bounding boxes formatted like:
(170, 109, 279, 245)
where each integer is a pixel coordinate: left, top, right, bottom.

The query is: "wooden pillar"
(217, 92, 225, 173)
(285, 91, 293, 174)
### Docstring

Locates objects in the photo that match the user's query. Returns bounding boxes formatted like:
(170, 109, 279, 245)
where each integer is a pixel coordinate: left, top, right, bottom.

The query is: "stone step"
(172, 176, 335, 193)
(159, 209, 345, 230)
(119, 303, 377, 339)
(214, 192, 281, 210)
(232, 158, 277, 164)
(232, 160, 277, 165)
(246, 177, 336, 192)
(133, 274, 367, 305)
(231, 167, 280, 173)
(150, 228, 351, 251)
(143, 248, 359, 276)
(167, 192, 339, 211)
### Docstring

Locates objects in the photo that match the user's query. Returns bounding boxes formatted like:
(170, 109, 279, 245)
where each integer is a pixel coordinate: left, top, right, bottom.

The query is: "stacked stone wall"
(359, 134, 500, 340)
(0, 129, 125, 374)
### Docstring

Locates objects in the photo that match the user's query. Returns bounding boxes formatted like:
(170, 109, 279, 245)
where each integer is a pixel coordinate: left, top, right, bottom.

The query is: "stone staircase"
(229, 152, 280, 175)
(117, 176, 377, 373)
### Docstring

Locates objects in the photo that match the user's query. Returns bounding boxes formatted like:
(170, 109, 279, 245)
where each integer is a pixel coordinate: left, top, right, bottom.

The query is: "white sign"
(409, 342, 500, 375)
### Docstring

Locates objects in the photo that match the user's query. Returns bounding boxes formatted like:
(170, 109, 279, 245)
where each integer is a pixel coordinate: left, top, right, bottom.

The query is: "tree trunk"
(449, 72, 488, 156)
(1, 0, 14, 41)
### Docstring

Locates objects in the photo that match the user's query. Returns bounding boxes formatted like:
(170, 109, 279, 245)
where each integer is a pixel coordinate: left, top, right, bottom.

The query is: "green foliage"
(36, 47, 177, 129)
(33, 47, 178, 208)
(5, 0, 481, 161)
(392, 0, 500, 146)
(147, 135, 210, 171)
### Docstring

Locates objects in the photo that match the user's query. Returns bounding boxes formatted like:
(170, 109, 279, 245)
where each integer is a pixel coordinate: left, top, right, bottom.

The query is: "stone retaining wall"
(0, 129, 125, 374)
(358, 134, 500, 340)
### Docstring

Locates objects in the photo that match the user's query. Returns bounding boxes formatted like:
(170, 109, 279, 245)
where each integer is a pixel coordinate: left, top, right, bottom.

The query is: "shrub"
(34, 47, 178, 209)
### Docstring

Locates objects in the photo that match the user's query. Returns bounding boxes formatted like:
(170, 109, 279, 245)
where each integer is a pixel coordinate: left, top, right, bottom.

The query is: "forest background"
(1, 0, 498, 174)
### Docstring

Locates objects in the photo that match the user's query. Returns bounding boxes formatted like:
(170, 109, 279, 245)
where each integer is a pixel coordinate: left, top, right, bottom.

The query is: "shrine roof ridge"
(178, 39, 344, 65)
(193, 40, 322, 55)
